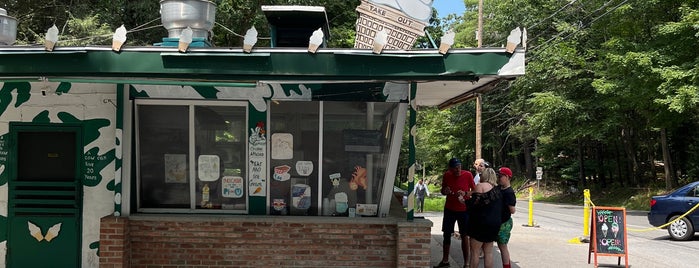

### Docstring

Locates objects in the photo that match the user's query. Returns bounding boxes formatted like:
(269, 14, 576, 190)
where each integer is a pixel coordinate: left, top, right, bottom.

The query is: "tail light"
(650, 199, 657, 207)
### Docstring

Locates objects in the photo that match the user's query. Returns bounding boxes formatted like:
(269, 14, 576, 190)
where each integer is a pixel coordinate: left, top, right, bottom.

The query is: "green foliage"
(2, 0, 361, 47)
(422, 196, 446, 212)
(5, 0, 699, 195)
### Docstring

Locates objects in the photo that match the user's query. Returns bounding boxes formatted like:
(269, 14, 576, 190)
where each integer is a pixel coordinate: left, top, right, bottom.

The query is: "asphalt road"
(423, 199, 699, 268)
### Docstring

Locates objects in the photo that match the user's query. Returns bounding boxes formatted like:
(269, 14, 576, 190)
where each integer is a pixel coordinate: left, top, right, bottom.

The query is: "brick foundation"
(100, 215, 431, 268)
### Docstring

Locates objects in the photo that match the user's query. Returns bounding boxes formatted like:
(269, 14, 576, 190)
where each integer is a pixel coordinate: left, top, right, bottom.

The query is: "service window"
(136, 100, 247, 213)
(269, 101, 400, 216)
(322, 102, 398, 217)
(269, 102, 319, 215)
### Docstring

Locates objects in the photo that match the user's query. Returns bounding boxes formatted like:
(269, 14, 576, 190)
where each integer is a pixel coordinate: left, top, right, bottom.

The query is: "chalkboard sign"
(589, 206, 629, 268)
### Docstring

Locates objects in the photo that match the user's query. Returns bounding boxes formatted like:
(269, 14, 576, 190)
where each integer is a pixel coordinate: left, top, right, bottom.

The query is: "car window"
(688, 186, 699, 198)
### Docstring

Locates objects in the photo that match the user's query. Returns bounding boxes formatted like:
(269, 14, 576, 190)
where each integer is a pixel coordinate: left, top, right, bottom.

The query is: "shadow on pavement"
(430, 233, 521, 268)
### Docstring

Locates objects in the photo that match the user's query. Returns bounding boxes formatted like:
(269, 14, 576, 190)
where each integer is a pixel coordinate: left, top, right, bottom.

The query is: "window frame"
(135, 99, 249, 213)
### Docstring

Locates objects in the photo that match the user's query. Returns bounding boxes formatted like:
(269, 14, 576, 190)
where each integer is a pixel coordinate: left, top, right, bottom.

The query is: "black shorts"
(441, 208, 469, 234)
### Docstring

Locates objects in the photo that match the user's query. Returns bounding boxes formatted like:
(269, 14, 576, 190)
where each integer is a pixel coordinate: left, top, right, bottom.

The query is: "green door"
(7, 125, 82, 268)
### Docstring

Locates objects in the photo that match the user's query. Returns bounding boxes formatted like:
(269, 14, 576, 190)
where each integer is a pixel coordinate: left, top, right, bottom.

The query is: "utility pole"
(476, 94, 482, 159)
(475, 0, 484, 159)
(478, 0, 483, 48)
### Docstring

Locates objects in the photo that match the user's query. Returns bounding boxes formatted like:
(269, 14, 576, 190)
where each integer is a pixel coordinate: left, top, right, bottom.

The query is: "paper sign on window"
(164, 154, 187, 183)
(271, 133, 293, 159)
(295, 161, 313, 176)
(356, 204, 378, 216)
(198, 155, 220, 182)
(222, 176, 244, 198)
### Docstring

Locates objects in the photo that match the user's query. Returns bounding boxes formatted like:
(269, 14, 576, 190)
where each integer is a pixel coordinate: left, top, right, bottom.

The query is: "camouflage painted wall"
(0, 81, 116, 268)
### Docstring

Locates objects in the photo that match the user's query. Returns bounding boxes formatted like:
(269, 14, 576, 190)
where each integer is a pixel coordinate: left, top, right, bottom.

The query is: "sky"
(432, 0, 466, 18)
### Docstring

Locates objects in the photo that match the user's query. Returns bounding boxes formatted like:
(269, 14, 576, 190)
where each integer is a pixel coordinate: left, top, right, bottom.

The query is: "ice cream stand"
(0, 1, 524, 267)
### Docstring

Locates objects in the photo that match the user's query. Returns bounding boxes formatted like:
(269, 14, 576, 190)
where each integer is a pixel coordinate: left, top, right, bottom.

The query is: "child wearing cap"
(497, 167, 516, 268)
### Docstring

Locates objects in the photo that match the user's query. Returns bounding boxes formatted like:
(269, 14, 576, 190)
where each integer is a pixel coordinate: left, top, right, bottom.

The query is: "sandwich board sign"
(588, 206, 629, 268)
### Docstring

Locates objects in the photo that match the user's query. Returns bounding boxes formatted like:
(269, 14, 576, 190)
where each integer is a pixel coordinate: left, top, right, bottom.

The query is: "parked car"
(647, 181, 699, 240)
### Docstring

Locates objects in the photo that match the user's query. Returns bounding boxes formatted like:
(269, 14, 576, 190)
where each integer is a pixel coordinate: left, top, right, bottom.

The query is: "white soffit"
(416, 77, 499, 107)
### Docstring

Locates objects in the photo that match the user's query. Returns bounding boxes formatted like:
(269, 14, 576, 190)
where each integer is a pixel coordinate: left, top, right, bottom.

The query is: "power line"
(526, 0, 617, 49)
(527, 0, 630, 63)
(487, 0, 579, 47)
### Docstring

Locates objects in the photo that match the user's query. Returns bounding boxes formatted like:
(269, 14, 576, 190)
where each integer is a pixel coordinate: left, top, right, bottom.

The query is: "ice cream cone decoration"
(112, 25, 127, 52)
(308, 28, 324, 53)
(45, 25, 59, 51)
(27, 222, 62, 242)
(243, 26, 258, 53)
(439, 30, 455, 54)
(601, 223, 608, 237)
(506, 27, 522, 53)
(354, 0, 432, 50)
(28, 222, 43, 242)
(611, 222, 619, 238)
(372, 29, 388, 54)
(44, 223, 62, 242)
(178, 27, 193, 53)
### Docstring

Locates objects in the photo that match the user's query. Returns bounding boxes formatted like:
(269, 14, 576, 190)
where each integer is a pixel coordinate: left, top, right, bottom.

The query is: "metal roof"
(0, 45, 524, 107)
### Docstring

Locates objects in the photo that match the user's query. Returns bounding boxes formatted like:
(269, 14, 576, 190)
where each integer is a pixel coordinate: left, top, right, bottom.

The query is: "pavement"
(419, 207, 599, 268)
(420, 211, 506, 268)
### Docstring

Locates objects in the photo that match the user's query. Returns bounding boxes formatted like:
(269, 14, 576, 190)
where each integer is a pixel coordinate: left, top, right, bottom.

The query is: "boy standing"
(497, 167, 516, 268)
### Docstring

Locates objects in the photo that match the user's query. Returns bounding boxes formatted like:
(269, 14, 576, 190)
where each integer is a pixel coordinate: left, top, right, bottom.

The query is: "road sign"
(536, 167, 543, 180)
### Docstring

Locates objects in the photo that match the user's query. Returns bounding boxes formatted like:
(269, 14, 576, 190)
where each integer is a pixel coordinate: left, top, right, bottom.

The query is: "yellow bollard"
(528, 187, 534, 226)
(569, 189, 592, 244)
(523, 187, 539, 227)
(583, 189, 591, 237)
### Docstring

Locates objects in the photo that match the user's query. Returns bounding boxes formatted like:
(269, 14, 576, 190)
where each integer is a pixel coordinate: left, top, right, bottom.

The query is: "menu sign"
(248, 123, 266, 196)
(589, 206, 629, 268)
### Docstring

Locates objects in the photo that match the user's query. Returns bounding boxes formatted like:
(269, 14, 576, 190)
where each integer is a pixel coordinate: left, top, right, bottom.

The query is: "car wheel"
(668, 215, 694, 241)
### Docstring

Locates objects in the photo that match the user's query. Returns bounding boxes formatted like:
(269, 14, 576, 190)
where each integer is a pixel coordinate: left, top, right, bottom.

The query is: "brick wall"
(100, 215, 431, 268)
(396, 222, 432, 268)
(99, 216, 130, 268)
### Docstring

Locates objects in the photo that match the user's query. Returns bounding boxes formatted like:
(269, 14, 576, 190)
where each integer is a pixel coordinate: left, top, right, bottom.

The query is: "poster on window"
(356, 203, 378, 216)
(222, 176, 244, 198)
(271, 133, 293, 159)
(295, 161, 313, 176)
(249, 122, 267, 196)
(198, 155, 220, 182)
(164, 154, 187, 183)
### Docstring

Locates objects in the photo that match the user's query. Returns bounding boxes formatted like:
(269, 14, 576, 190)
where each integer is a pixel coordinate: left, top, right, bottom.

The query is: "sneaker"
(433, 261, 450, 268)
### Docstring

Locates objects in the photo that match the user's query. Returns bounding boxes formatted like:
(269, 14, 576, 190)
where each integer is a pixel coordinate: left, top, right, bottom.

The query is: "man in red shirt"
(434, 158, 476, 268)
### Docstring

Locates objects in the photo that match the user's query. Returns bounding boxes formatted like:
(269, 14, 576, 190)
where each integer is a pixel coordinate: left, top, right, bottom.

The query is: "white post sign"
(536, 167, 543, 180)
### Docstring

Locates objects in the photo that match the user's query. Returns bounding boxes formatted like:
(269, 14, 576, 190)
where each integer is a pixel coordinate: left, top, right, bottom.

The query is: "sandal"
(433, 261, 450, 268)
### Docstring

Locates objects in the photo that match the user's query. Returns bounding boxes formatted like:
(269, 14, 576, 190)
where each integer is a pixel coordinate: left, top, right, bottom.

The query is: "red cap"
(499, 167, 513, 177)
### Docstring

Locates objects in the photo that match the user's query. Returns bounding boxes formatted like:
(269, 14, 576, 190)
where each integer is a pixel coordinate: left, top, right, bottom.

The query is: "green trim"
(115, 84, 124, 216)
(47, 78, 258, 87)
(248, 106, 267, 215)
(0, 48, 514, 82)
(408, 83, 417, 221)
